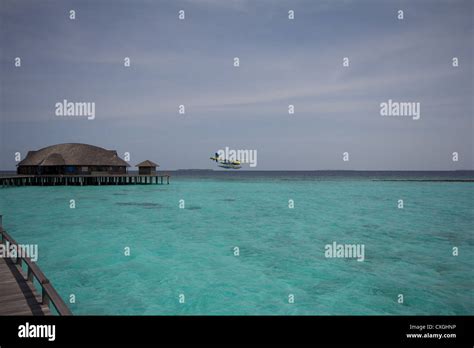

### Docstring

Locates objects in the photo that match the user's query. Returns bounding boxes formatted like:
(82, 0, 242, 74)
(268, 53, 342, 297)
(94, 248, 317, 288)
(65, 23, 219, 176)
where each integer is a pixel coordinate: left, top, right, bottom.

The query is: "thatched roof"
(136, 160, 159, 168)
(17, 143, 130, 167)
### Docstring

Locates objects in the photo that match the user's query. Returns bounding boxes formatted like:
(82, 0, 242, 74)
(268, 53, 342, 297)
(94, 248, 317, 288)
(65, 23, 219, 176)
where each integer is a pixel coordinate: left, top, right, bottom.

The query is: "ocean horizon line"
(1, 169, 474, 173)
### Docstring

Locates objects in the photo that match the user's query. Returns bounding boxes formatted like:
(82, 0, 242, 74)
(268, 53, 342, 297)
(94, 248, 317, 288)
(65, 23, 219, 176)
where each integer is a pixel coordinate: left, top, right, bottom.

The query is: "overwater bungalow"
(17, 143, 129, 175)
(1, 143, 169, 187)
(136, 160, 159, 175)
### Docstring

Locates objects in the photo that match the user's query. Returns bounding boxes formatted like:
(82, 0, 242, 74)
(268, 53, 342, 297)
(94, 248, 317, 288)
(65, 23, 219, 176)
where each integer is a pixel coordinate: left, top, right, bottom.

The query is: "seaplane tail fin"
(210, 152, 220, 162)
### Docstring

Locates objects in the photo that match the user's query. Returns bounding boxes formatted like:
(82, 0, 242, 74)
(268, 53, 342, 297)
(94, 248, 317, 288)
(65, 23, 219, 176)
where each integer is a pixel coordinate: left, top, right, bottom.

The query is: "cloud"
(1, 0, 472, 170)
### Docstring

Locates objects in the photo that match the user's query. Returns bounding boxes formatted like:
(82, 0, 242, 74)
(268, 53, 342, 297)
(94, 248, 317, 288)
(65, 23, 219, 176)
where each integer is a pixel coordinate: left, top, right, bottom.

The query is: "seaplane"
(210, 153, 242, 169)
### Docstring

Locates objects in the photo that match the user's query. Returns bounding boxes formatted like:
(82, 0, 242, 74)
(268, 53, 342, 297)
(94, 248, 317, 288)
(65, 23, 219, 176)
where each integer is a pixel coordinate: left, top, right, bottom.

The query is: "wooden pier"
(0, 216, 72, 315)
(0, 174, 170, 187)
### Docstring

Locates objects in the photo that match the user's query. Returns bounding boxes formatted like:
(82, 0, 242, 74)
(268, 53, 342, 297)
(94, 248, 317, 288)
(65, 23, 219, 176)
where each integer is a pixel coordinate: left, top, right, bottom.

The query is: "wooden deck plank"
(0, 290, 40, 303)
(0, 257, 51, 316)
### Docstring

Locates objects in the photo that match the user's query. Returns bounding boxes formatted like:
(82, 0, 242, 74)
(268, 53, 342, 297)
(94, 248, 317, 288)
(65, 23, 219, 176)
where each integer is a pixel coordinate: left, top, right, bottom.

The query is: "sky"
(0, 0, 473, 170)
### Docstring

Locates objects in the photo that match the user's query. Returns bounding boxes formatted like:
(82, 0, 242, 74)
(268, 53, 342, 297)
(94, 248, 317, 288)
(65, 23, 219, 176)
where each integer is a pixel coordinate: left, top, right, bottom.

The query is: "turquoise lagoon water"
(0, 172, 472, 315)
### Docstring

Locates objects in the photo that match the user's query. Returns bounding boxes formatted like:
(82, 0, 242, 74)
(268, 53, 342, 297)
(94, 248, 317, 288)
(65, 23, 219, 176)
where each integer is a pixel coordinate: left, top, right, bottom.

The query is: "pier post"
(41, 281, 50, 306)
(27, 267, 34, 281)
